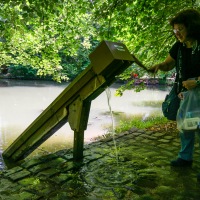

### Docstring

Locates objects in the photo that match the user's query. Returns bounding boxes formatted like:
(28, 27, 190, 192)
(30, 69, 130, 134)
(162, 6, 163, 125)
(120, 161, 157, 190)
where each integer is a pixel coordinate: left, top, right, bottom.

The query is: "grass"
(91, 111, 177, 144)
(132, 100, 163, 108)
(115, 113, 168, 133)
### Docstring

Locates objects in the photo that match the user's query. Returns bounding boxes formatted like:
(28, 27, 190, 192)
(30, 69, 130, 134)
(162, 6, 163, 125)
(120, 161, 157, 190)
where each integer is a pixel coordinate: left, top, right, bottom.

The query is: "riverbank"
(0, 122, 200, 200)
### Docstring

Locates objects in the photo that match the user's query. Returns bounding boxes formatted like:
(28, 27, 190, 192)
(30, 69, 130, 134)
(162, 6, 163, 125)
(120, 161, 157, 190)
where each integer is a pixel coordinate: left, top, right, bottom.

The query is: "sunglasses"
(173, 27, 184, 34)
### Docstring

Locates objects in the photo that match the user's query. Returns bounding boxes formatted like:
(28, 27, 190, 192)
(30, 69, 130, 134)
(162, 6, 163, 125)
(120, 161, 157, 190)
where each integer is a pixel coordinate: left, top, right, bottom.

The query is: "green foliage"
(8, 64, 38, 79)
(59, 39, 98, 80)
(0, 0, 95, 81)
(0, 0, 199, 83)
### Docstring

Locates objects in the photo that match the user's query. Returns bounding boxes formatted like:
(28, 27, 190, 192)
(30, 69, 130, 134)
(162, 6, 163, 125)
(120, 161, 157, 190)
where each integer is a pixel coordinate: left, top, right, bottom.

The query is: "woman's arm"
(148, 54, 176, 73)
(131, 53, 176, 73)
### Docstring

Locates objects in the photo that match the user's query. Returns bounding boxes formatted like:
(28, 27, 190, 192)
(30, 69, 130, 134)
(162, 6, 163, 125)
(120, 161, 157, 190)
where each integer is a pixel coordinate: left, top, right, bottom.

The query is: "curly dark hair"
(169, 8, 200, 40)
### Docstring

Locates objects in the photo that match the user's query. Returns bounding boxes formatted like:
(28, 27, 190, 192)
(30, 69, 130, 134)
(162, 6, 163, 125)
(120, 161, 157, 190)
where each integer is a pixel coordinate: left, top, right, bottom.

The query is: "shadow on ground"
(0, 121, 200, 200)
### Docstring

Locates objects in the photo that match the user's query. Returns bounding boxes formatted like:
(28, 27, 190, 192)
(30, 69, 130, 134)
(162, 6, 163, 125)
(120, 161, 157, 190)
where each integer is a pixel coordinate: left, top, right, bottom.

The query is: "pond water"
(0, 79, 169, 158)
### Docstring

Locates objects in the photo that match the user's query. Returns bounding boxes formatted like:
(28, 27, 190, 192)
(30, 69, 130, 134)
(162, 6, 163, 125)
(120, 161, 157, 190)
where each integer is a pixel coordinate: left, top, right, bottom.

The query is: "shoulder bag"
(162, 83, 180, 121)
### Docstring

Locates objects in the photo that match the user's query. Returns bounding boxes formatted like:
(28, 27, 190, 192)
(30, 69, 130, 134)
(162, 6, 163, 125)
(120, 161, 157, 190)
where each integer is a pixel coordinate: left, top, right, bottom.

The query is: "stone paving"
(0, 126, 200, 200)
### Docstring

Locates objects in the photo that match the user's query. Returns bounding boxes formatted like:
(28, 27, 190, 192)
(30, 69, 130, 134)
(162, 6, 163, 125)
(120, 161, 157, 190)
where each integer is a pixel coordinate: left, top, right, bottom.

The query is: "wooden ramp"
(2, 40, 134, 165)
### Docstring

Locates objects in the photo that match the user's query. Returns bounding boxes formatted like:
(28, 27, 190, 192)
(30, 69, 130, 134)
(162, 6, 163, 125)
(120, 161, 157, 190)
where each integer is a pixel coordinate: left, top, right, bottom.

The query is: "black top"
(169, 41, 200, 81)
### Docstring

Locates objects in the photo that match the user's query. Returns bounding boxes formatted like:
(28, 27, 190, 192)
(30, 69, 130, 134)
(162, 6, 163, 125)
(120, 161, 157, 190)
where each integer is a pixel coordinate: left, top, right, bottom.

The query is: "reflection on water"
(0, 79, 169, 158)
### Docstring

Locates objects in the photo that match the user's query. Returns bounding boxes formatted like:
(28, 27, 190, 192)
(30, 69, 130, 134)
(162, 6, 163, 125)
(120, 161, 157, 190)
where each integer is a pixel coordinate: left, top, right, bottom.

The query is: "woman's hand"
(182, 80, 197, 90)
(149, 55, 175, 73)
(178, 92, 184, 100)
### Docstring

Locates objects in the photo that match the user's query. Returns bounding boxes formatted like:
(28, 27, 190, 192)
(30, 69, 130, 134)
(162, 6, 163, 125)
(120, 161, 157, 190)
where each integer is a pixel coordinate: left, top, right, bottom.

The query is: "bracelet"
(196, 80, 200, 86)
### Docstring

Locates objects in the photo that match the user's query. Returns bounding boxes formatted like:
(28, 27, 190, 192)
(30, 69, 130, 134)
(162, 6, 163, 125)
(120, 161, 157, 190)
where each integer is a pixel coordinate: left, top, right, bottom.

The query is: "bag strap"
(175, 45, 182, 93)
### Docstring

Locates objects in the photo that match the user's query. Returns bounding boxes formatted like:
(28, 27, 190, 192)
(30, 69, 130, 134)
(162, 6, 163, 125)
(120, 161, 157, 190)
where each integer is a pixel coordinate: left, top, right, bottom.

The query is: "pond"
(0, 79, 169, 158)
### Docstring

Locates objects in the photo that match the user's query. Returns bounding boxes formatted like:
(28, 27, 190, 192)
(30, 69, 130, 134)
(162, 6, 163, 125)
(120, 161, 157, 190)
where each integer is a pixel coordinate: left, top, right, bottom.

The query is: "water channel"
(0, 79, 169, 159)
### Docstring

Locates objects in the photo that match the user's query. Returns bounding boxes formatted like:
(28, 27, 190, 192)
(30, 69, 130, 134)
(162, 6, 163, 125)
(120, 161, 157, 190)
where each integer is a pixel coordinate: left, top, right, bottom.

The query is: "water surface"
(0, 79, 169, 157)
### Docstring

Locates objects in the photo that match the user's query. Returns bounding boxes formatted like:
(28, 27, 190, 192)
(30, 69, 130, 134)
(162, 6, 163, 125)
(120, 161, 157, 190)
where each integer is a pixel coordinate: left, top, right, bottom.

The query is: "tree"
(0, 0, 199, 83)
(0, 0, 95, 81)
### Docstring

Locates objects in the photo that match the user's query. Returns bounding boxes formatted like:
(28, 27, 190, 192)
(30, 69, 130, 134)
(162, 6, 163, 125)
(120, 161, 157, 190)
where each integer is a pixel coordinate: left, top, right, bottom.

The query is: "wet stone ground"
(0, 123, 200, 200)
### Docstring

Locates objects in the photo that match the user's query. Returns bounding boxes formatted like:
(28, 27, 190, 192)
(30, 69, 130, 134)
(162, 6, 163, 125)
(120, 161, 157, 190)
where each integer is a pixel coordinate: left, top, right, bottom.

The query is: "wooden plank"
(6, 107, 68, 161)
(79, 75, 106, 101)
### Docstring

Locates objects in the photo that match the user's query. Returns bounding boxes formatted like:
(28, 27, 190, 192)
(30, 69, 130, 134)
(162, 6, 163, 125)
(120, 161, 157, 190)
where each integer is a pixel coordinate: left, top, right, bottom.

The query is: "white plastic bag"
(177, 87, 200, 132)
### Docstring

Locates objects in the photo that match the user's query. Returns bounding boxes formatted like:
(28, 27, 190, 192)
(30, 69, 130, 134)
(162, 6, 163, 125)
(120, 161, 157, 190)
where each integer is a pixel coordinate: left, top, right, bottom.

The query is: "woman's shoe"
(170, 158, 193, 167)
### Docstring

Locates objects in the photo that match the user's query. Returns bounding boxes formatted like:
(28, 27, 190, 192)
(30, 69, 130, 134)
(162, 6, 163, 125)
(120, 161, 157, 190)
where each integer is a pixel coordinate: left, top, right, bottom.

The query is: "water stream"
(106, 87, 119, 166)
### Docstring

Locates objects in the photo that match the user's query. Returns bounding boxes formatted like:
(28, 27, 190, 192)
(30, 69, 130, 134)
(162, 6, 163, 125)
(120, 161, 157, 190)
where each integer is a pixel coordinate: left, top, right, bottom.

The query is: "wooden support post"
(68, 97, 91, 161)
(73, 130, 84, 161)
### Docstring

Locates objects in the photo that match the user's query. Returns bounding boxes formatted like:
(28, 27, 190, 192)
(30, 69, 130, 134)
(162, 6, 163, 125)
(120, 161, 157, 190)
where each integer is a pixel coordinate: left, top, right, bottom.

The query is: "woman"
(133, 8, 200, 180)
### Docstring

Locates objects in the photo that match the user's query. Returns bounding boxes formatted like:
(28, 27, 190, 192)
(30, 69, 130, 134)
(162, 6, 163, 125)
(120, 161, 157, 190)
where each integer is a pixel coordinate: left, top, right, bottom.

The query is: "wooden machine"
(2, 40, 135, 166)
